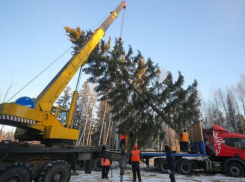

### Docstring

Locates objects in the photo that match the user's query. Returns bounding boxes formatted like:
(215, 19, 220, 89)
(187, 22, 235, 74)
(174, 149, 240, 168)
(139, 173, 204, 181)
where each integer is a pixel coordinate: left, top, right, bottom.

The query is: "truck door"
(231, 138, 245, 161)
(224, 137, 245, 160)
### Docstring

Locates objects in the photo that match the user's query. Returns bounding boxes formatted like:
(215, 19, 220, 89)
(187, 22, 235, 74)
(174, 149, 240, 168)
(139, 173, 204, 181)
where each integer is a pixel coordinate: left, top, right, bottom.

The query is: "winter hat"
(164, 145, 170, 152)
(134, 144, 138, 150)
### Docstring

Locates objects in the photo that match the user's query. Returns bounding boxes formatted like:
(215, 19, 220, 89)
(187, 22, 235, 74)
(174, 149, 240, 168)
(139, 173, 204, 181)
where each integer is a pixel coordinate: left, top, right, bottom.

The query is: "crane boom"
(36, 1, 126, 112)
(0, 1, 126, 142)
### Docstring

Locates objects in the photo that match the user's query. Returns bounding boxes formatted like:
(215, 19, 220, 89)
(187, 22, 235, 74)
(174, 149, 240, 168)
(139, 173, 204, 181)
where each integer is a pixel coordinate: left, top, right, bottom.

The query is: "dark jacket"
(166, 150, 176, 172)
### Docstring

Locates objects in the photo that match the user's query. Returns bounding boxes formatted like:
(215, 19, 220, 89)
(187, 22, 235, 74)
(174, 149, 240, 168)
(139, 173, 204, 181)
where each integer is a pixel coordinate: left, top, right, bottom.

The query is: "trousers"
(169, 173, 176, 182)
(120, 139, 125, 149)
(180, 142, 188, 151)
(102, 166, 110, 179)
(132, 161, 141, 181)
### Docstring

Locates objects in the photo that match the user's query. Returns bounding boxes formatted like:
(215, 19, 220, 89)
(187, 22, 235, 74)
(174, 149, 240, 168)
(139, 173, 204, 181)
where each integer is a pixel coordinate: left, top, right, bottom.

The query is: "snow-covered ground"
(71, 163, 245, 182)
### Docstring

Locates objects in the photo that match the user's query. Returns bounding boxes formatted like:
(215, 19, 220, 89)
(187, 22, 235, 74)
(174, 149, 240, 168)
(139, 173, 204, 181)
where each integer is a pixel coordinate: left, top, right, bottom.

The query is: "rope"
(7, 47, 72, 102)
(119, 9, 126, 39)
(91, 14, 109, 31)
(75, 55, 83, 91)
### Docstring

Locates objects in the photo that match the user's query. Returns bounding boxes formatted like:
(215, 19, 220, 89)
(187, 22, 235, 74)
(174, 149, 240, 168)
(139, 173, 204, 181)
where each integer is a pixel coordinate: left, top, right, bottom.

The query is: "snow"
(71, 163, 245, 182)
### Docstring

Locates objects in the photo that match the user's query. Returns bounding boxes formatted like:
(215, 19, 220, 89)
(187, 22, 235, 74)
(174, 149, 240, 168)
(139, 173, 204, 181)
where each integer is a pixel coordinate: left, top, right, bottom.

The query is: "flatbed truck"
(139, 122, 245, 177)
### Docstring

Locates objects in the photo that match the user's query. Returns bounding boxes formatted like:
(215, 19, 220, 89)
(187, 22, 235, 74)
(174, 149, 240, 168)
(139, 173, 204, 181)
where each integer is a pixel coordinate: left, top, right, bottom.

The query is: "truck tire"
(227, 162, 244, 177)
(154, 158, 160, 167)
(157, 159, 169, 173)
(38, 160, 71, 182)
(0, 163, 33, 182)
(177, 160, 193, 175)
(76, 160, 86, 171)
(93, 158, 102, 171)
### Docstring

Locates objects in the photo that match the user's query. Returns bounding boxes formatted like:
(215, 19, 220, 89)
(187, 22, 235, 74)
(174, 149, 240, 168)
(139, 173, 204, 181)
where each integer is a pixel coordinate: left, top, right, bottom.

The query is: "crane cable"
(6, 47, 72, 102)
(6, 12, 107, 103)
(119, 8, 126, 43)
(7, 6, 126, 102)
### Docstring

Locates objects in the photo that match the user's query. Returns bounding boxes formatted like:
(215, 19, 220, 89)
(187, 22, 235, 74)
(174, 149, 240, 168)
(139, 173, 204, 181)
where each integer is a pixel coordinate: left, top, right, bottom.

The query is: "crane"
(0, 1, 126, 144)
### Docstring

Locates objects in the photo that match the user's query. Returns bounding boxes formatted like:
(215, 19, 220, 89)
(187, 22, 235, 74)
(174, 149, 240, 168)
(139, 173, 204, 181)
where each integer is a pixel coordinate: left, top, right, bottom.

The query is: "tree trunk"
(98, 100, 108, 146)
(82, 100, 90, 146)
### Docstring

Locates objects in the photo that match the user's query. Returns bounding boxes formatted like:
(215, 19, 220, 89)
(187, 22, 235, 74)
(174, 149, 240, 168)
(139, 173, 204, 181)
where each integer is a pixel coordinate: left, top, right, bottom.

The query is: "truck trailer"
(140, 122, 245, 177)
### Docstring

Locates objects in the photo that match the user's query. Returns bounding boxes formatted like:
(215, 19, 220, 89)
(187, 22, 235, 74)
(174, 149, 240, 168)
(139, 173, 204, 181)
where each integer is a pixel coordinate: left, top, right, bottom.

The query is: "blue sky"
(0, 0, 245, 103)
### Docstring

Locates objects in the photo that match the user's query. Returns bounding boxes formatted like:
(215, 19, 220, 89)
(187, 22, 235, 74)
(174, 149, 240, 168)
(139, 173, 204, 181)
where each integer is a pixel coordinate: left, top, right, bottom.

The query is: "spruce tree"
(64, 27, 201, 146)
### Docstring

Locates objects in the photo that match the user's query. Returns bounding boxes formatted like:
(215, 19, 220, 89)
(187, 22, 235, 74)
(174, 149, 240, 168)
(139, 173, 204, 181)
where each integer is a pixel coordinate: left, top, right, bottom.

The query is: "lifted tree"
(64, 29, 200, 146)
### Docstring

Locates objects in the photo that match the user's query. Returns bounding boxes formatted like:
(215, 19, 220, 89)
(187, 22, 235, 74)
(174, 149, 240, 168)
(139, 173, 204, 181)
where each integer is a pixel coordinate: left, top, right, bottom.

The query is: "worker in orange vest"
(180, 129, 189, 151)
(179, 133, 183, 151)
(101, 157, 111, 179)
(120, 132, 126, 149)
(129, 144, 142, 182)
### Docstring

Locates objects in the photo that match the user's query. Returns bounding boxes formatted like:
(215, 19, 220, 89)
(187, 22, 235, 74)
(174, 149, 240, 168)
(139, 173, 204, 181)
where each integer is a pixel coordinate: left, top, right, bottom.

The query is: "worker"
(129, 144, 142, 182)
(180, 129, 189, 151)
(101, 157, 111, 179)
(164, 145, 176, 182)
(179, 133, 183, 151)
(120, 132, 126, 149)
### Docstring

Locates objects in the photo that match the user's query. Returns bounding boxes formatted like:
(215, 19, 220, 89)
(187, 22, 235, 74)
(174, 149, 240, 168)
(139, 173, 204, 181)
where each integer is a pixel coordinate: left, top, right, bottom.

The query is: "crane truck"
(0, 1, 126, 182)
(140, 122, 245, 177)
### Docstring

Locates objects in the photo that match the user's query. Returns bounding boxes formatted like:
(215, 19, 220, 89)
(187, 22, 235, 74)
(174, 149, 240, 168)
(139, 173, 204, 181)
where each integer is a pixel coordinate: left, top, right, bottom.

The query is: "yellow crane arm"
(35, 1, 126, 112)
(0, 1, 126, 142)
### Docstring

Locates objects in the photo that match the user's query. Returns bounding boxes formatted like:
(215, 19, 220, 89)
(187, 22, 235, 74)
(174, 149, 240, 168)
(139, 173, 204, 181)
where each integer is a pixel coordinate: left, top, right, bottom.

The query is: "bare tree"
(237, 81, 245, 116)
(0, 82, 14, 103)
(0, 129, 14, 141)
(86, 92, 97, 146)
(217, 88, 229, 125)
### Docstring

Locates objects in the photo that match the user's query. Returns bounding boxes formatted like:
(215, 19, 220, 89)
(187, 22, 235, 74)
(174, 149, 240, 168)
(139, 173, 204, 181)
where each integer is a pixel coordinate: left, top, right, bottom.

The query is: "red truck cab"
(204, 124, 245, 177)
(212, 125, 245, 161)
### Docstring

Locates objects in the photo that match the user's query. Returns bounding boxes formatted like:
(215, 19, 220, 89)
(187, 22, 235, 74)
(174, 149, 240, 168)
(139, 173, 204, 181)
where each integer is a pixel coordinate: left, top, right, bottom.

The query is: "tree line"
(201, 74, 245, 134)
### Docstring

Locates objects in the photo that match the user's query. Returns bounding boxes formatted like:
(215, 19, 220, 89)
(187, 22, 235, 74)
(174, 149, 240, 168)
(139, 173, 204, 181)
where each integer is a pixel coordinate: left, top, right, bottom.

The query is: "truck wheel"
(157, 159, 169, 173)
(177, 160, 193, 175)
(154, 159, 159, 167)
(76, 160, 86, 171)
(93, 158, 102, 171)
(38, 160, 71, 182)
(0, 163, 33, 182)
(227, 162, 244, 177)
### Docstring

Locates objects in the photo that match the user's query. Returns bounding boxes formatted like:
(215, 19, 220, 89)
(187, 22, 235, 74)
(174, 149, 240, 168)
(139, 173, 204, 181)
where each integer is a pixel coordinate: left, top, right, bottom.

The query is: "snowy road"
(71, 165, 245, 182)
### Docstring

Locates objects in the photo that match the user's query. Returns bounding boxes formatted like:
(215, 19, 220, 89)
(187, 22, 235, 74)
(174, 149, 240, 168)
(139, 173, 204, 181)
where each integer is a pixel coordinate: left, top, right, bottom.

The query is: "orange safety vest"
(120, 134, 126, 140)
(181, 132, 189, 142)
(101, 158, 111, 166)
(131, 150, 140, 162)
(179, 135, 182, 142)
